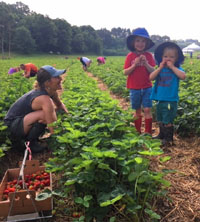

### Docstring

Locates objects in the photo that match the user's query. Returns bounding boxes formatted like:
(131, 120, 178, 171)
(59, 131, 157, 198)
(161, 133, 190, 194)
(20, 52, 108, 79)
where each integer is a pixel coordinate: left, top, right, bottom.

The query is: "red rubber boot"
(134, 116, 142, 134)
(145, 118, 152, 135)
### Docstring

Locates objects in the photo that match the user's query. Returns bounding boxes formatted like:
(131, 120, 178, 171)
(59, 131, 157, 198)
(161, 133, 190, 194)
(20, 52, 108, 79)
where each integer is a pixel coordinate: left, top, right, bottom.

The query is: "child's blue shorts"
(130, 87, 152, 110)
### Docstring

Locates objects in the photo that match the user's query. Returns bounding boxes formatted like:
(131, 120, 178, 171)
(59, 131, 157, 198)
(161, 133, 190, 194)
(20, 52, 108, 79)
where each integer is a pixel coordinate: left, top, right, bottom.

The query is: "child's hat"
(126, 28, 155, 51)
(154, 41, 184, 67)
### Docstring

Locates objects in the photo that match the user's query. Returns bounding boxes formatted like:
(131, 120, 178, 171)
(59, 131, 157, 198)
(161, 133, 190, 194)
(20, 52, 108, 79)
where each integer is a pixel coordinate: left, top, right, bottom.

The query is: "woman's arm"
(51, 92, 69, 113)
(30, 95, 57, 134)
(41, 97, 57, 134)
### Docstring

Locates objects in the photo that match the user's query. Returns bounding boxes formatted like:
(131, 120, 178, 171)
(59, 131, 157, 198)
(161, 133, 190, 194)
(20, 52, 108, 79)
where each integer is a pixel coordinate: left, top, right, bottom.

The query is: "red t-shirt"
(124, 52, 155, 89)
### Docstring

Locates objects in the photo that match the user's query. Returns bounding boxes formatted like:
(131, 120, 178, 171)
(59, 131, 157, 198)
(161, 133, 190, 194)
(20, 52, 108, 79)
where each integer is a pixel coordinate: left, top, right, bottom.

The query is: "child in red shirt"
(124, 28, 155, 134)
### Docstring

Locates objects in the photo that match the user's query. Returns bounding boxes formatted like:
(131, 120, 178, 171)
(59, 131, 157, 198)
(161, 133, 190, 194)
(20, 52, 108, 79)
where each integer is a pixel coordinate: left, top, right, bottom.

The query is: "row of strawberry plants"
(45, 61, 170, 222)
(89, 57, 200, 136)
(89, 57, 129, 99)
(176, 59, 200, 135)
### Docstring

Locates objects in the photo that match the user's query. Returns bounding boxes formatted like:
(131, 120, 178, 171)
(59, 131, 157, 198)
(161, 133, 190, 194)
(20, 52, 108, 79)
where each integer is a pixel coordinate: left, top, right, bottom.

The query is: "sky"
(2, 0, 200, 41)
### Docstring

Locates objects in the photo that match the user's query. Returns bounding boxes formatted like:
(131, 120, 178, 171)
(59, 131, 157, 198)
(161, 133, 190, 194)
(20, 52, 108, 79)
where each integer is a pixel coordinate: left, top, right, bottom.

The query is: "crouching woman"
(4, 65, 68, 152)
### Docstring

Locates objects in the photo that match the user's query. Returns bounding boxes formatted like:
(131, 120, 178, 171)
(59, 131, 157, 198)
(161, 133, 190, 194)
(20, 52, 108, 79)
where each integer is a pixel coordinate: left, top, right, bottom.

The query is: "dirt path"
(87, 72, 200, 222)
(87, 72, 130, 110)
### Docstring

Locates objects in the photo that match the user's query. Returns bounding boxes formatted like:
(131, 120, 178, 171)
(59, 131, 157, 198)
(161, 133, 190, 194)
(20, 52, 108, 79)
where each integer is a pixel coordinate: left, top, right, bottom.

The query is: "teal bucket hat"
(126, 28, 155, 52)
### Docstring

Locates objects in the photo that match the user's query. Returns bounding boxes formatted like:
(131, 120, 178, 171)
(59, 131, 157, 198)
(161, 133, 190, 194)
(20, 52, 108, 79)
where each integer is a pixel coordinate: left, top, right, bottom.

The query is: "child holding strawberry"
(124, 27, 155, 135)
(150, 42, 186, 146)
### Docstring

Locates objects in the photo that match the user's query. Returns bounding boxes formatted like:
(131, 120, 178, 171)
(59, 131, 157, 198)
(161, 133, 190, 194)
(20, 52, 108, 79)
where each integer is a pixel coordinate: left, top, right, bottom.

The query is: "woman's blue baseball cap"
(37, 65, 66, 85)
(42, 65, 66, 77)
(154, 42, 184, 67)
(126, 28, 155, 52)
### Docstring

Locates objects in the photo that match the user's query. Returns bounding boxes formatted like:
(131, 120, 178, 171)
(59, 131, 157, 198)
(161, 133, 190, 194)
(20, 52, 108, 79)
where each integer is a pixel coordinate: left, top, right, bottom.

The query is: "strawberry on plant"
(72, 212, 81, 218)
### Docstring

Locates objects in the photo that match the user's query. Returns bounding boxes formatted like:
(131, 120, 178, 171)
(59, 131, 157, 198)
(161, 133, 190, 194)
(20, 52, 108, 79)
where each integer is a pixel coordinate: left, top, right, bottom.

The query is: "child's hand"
(133, 57, 141, 67)
(160, 60, 166, 69)
(139, 55, 147, 65)
(166, 61, 174, 69)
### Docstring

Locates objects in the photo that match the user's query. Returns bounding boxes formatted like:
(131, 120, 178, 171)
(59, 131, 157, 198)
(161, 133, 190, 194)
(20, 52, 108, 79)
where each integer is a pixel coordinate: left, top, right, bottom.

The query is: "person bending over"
(20, 63, 38, 78)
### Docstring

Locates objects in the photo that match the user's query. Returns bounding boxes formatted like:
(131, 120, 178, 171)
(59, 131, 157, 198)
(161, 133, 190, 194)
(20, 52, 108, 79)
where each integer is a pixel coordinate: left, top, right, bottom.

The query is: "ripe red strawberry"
(36, 175, 41, 180)
(12, 179, 17, 185)
(44, 179, 50, 186)
(34, 181, 41, 188)
(8, 187, 15, 193)
(3, 189, 9, 195)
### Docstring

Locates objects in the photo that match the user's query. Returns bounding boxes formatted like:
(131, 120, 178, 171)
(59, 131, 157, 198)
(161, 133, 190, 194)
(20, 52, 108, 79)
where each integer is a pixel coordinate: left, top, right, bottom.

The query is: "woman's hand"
(56, 102, 69, 114)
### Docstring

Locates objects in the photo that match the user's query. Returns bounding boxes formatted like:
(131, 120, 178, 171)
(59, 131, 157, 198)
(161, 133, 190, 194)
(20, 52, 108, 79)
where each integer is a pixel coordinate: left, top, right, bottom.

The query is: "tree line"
(0, 1, 199, 56)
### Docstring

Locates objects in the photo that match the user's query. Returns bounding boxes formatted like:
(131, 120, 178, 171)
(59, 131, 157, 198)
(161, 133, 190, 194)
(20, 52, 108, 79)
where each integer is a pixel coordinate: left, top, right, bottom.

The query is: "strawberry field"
(0, 55, 200, 221)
